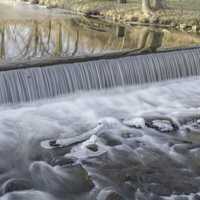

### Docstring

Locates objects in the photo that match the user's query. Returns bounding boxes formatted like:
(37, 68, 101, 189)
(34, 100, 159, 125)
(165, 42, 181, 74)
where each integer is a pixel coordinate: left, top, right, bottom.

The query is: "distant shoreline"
(0, 1, 70, 20)
(18, 0, 200, 33)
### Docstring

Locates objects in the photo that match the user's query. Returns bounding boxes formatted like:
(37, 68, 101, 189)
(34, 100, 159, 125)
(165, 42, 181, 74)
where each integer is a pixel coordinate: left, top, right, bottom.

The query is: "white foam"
(0, 77, 199, 199)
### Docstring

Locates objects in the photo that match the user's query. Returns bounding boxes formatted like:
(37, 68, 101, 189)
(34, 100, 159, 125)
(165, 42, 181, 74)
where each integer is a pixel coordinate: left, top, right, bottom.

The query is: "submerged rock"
(121, 131, 142, 139)
(177, 114, 200, 128)
(86, 144, 99, 152)
(193, 194, 200, 200)
(0, 178, 32, 195)
(98, 132, 122, 147)
(123, 118, 145, 129)
(0, 190, 58, 200)
(184, 119, 200, 130)
(29, 161, 94, 196)
(144, 116, 179, 133)
(50, 156, 78, 167)
(173, 144, 191, 154)
(97, 188, 124, 200)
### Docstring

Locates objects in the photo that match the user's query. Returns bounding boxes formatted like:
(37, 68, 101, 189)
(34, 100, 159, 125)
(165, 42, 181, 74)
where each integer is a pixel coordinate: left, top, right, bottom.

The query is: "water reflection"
(137, 27, 164, 52)
(0, 17, 200, 62)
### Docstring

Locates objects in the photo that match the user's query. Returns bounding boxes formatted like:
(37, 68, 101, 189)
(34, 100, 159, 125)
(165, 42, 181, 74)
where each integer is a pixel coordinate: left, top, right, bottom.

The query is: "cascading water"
(0, 47, 200, 104)
(0, 46, 200, 200)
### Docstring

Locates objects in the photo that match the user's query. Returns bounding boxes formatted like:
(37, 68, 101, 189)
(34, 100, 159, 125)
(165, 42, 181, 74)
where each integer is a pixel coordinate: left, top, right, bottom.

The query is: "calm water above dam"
(1, 18, 200, 63)
(0, 2, 200, 63)
(0, 2, 200, 200)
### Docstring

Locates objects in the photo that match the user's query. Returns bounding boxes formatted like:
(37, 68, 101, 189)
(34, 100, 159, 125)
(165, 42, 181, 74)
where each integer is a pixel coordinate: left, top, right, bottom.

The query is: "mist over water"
(0, 77, 200, 199)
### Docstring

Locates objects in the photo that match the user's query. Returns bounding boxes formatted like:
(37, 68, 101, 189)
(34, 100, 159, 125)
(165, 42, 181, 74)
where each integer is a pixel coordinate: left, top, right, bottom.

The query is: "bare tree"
(0, 25, 5, 59)
(142, 0, 167, 13)
(152, 0, 168, 9)
(142, 0, 151, 14)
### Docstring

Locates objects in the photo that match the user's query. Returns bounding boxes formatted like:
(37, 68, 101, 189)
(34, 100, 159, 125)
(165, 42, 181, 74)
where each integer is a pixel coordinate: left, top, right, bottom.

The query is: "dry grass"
(63, 0, 200, 27)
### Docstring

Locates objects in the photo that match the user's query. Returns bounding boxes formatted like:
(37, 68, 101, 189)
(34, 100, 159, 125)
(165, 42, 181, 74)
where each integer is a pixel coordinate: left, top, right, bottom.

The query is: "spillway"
(0, 45, 200, 200)
(0, 46, 200, 104)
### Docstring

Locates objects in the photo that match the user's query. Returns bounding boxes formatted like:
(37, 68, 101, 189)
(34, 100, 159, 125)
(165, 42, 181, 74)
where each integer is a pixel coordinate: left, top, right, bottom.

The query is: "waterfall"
(0, 47, 200, 104)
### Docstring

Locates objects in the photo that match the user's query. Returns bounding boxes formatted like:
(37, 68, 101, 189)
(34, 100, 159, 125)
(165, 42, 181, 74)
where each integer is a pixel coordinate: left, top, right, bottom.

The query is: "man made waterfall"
(2, 1, 200, 200)
(0, 47, 200, 104)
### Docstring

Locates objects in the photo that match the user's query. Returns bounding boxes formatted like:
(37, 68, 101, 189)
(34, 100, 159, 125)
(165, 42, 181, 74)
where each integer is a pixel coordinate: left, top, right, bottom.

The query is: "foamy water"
(0, 77, 199, 199)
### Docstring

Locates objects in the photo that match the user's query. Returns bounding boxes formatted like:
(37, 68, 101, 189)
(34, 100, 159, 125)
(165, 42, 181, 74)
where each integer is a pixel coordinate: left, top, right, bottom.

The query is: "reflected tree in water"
(0, 17, 199, 62)
(0, 19, 138, 61)
(0, 24, 5, 59)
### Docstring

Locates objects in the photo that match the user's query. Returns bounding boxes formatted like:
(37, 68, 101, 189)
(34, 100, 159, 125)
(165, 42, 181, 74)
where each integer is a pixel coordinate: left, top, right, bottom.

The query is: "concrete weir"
(0, 46, 200, 104)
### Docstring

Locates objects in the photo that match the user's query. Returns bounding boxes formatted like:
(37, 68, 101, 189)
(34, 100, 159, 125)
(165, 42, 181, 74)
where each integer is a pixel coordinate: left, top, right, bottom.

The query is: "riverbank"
(0, 0, 69, 20)
(1, 16, 200, 64)
(23, 0, 200, 32)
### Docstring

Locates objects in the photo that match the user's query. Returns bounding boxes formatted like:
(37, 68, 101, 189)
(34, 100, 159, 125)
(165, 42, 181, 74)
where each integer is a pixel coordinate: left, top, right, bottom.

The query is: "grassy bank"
(25, 0, 200, 32)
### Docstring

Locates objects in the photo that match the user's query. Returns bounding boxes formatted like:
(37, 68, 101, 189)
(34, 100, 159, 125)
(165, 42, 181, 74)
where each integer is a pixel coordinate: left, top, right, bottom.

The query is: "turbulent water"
(0, 77, 200, 199)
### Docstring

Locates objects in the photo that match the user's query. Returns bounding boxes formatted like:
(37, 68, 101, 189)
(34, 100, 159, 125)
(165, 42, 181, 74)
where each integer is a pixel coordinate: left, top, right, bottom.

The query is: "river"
(0, 1, 200, 200)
